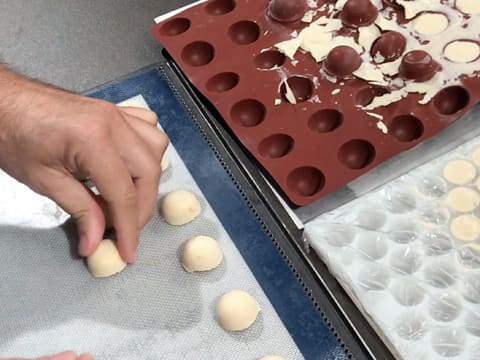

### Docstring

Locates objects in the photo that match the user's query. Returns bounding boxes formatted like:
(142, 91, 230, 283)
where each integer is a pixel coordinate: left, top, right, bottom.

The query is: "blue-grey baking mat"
(88, 65, 350, 359)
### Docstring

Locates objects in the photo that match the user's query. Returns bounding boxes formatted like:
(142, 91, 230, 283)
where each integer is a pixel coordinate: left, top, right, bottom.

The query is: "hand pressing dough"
(450, 214, 480, 242)
(181, 236, 223, 272)
(117, 99, 158, 126)
(119, 106, 158, 126)
(161, 190, 201, 225)
(259, 356, 285, 360)
(442, 160, 476, 185)
(87, 239, 126, 278)
(447, 187, 480, 212)
(216, 290, 260, 331)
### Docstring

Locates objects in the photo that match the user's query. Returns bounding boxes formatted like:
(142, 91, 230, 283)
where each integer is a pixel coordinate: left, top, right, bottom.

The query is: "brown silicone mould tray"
(151, 0, 480, 206)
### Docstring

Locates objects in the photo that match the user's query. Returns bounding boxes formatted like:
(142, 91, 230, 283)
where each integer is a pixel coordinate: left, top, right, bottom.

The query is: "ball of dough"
(447, 187, 480, 212)
(161, 190, 201, 225)
(216, 290, 260, 331)
(259, 356, 285, 360)
(476, 177, 480, 192)
(450, 214, 480, 242)
(117, 98, 144, 108)
(181, 236, 223, 272)
(117, 100, 158, 126)
(87, 239, 126, 278)
(161, 152, 170, 172)
(443, 160, 476, 185)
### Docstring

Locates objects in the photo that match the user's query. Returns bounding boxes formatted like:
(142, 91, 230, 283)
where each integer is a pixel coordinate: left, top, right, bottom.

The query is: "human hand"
(3, 350, 93, 360)
(0, 66, 168, 262)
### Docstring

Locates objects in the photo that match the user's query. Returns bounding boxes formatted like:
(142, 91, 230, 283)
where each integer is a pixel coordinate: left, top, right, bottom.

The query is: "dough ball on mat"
(181, 236, 223, 272)
(87, 239, 126, 278)
(161, 190, 201, 225)
(216, 290, 260, 331)
(258, 356, 285, 360)
(161, 152, 170, 171)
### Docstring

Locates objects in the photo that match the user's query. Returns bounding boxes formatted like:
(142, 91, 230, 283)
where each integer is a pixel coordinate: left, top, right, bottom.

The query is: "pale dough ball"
(456, 0, 480, 14)
(450, 214, 480, 242)
(117, 99, 158, 126)
(443, 160, 476, 185)
(216, 290, 260, 331)
(472, 148, 480, 166)
(259, 356, 285, 360)
(161, 190, 201, 225)
(117, 98, 144, 108)
(476, 177, 480, 192)
(87, 239, 126, 278)
(161, 152, 170, 172)
(413, 13, 448, 35)
(447, 187, 480, 212)
(181, 236, 223, 272)
(444, 41, 480, 63)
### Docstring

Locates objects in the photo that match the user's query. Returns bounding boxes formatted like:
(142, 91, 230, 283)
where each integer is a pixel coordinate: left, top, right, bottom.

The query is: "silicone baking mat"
(0, 66, 346, 359)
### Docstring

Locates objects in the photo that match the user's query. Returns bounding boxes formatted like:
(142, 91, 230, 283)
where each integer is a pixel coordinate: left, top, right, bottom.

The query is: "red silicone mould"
(151, 0, 480, 206)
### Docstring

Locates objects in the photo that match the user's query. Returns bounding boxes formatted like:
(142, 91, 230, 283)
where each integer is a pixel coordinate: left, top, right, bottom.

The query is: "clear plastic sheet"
(305, 131, 480, 359)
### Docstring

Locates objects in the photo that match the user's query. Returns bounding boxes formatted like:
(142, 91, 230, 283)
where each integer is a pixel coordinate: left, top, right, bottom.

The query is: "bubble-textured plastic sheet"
(0, 96, 303, 360)
(305, 132, 480, 359)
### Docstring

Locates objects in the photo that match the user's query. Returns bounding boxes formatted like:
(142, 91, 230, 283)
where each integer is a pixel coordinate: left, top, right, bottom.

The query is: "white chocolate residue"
(353, 62, 387, 86)
(396, 0, 432, 19)
(283, 80, 297, 104)
(272, 0, 480, 110)
(376, 120, 388, 134)
(301, 10, 315, 23)
(358, 25, 381, 52)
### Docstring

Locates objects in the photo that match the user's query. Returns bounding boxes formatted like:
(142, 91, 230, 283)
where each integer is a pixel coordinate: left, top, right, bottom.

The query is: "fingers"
(71, 105, 166, 262)
(77, 354, 94, 360)
(112, 116, 163, 228)
(122, 114, 169, 163)
(81, 141, 139, 263)
(35, 350, 78, 360)
(118, 106, 157, 126)
(33, 168, 105, 257)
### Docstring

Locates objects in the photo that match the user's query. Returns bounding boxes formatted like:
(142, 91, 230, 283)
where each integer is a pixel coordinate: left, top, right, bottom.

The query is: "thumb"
(35, 351, 78, 360)
(35, 169, 105, 257)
